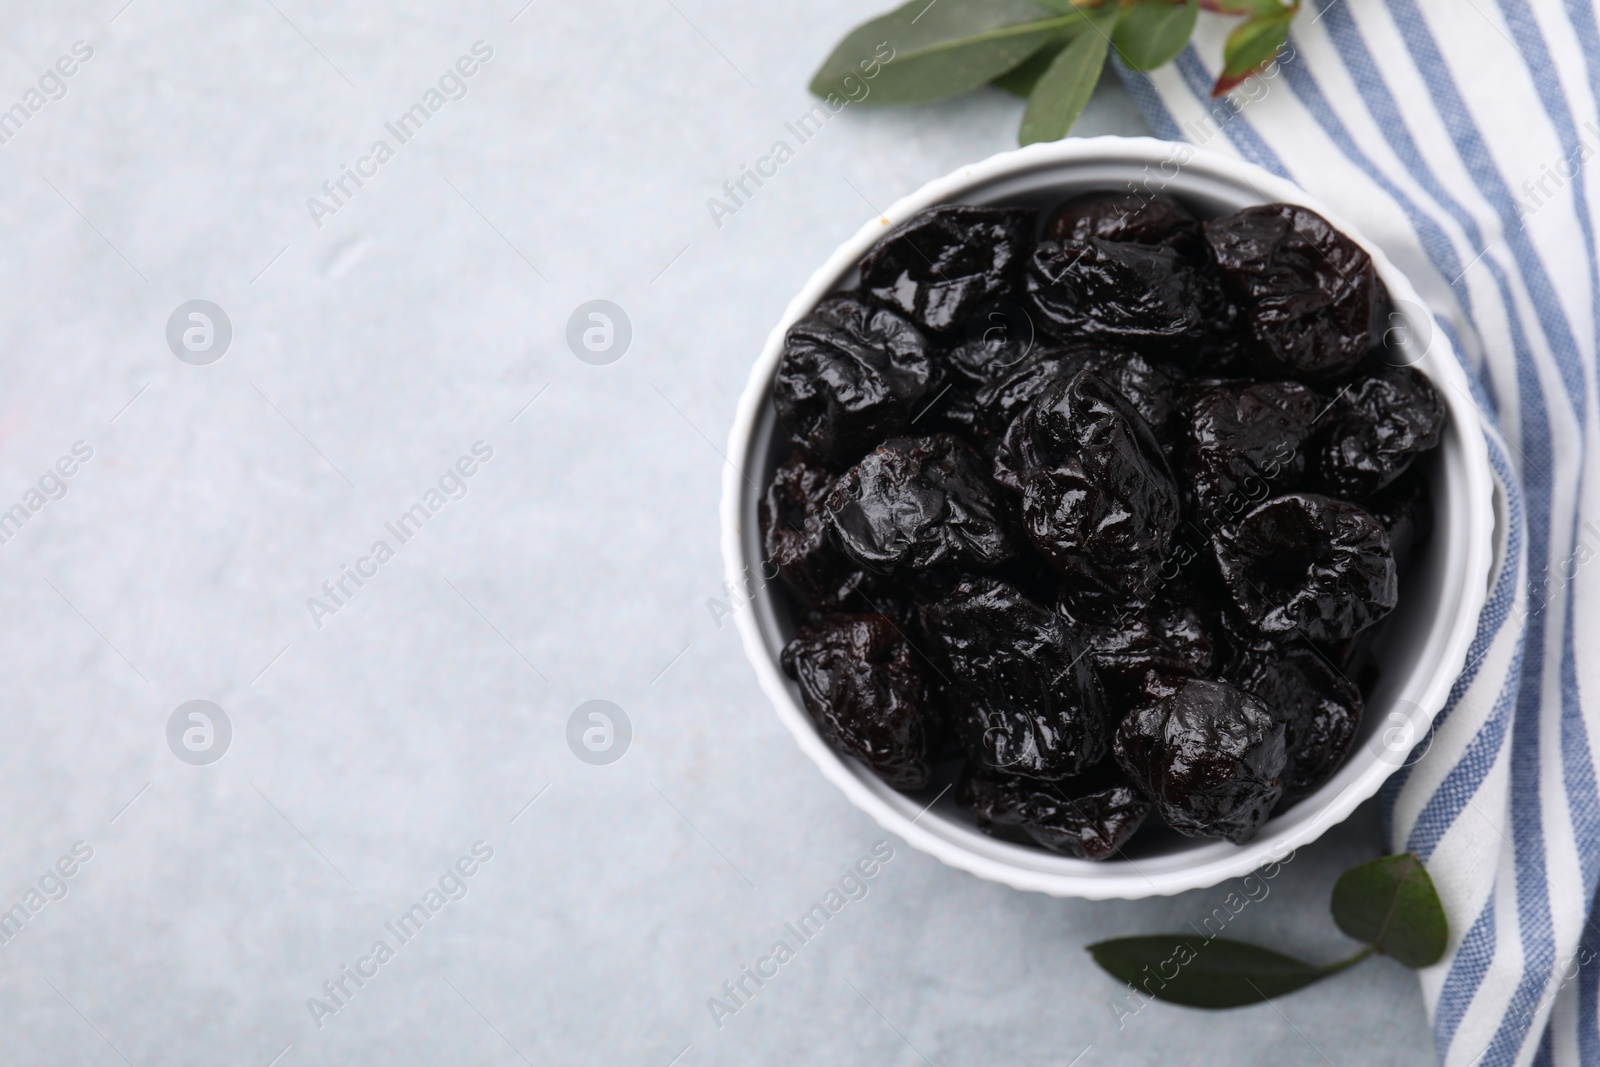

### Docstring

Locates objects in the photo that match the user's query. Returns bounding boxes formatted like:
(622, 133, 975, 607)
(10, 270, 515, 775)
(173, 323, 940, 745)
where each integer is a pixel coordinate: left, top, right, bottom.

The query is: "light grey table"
(0, 2, 1432, 1064)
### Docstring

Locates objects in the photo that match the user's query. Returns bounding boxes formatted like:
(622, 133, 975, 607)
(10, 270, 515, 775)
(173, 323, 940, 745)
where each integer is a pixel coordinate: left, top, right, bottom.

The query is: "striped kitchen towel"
(1117, 2, 1600, 1063)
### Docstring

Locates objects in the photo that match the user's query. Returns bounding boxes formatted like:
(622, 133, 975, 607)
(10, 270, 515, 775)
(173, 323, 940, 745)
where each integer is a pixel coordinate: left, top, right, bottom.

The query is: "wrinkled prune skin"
(1114, 676, 1286, 843)
(944, 330, 1036, 390)
(1214, 493, 1398, 642)
(1316, 365, 1445, 498)
(1364, 469, 1433, 578)
(1098, 349, 1181, 433)
(922, 577, 1111, 780)
(1205, 205, 1382, 382)
(1060, 592, 1216, 712)
(1180, 381, 1322, 514)
(1044, 191, 1200, 255)
(1228, 645, 1362, 806)
(760, 453, 869, 610)
(780, 615, 932, 790)
(956, 761, 1150, 860)
(859, 205, 1036, 335)
(773, 295, 934, 466)
(978, 344, 1178, 451)
(1027, 238, 1204, 344)
(928, 331, 1037, 436)
(974, 343, 1121, 440)
(996, 369, 1180, 603)
(975, 351, 1077, 445)
(826, 434, 1015, 591)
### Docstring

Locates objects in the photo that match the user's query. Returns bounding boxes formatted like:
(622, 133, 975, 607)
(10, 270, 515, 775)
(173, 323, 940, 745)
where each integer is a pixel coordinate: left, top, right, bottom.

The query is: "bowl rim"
(719, 135, 1495, 899)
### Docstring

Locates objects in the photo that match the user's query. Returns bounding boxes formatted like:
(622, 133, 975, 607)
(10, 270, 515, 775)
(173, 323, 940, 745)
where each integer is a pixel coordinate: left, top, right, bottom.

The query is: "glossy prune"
(780, 614, 932, 790)
(1095, 349, 1182, 433)
(1179, 380, 1322, 515)
(922, 577, 1111, 780)
(975, 342, 1172, 445)
(926, 330, 1037, 435)
(773, 295, 934, 465)
(1214, 493, 1398, 642)
(974, 350, 1079, 445)
(1228, 644, 1361, 807)
(1205, 205, 1382, 382)
(1364, 469, 1433, 578)
(1060, 591, 1216, 712)
(1114, 676, 1286, 843)
(760, 453, 868, 610)
(1316, 365, 1445, 498)
(1027, 238, 1204, 344)
(1044, 191, 1200, 254)
(826, 434, 1015, 590)
(943, 328, 1037, 390)
(922, 678, 969, 762)
(1315, 628, 1380, 689)
(956, 761, 1150, 860)
(761, 190, 1446, 859)
(997, 369, 1180, 603)
(859, 205, 1036, 335)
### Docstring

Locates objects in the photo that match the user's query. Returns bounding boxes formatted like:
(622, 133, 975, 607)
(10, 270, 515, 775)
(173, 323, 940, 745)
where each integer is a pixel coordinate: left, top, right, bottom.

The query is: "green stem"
(1322, 944, 1377, 975)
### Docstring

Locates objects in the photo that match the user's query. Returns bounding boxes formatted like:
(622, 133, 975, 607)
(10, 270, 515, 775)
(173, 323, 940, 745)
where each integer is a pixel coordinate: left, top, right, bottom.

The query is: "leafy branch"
(810, 0, 1302, 144)
(1089, 853, 1448, 1010)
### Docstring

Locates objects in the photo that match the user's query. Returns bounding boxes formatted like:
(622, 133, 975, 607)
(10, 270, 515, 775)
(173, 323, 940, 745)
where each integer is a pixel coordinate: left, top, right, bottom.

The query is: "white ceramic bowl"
(721, 137, 1494, 899)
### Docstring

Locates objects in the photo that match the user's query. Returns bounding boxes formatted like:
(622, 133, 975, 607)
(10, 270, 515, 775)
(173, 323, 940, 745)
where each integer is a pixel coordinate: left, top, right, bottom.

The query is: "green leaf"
(1210, 8, 1292, 94)
(1331, 853, 1449, 968)
(1112, 0, 1198, 72)
(1222, 9, 1292, 75)
(991, 34, 1073, 96)
(809, 0, 1085, 106)
(1088, 936, 1369, 1009)
(1202, 0, 1291, 15)
(1018, 10, 1116, 144)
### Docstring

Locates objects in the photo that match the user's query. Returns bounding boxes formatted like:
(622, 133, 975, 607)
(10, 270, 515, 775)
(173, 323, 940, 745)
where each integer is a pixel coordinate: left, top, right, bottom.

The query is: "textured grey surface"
(0, 2, 1433, 1064)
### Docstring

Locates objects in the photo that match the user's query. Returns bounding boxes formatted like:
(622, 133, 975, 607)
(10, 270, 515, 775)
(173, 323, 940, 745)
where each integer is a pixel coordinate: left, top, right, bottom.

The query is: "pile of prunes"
(762, 191, 1444, 859)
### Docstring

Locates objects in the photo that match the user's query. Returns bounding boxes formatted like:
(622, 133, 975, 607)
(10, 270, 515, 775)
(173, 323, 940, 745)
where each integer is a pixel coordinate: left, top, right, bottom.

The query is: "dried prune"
(922, 577, 1111, 780)
(859, 205, 1035, 335)
(1206, 204, 1382, 382)
(760, 453, 869, 610)
(1027, 238, 1204, 344)
(826, 434, 1015, 590)
(1095, 349, 1181, 433)
(1214, 493, 1398, 642)
(1044, 191, 1200, 254)
(975, 343, 1139, 444)
(920, 389, 979, 438)
(760, 190, 1447, 858)
(773, 295, 934, 465)
(956, 762, 1150, 860)
(1364, 469, 1433, 577)
(978, 344, 1179, 456)
(925, 331, 1037, 435)
(997, 369, 1180, 603)
(1060, 591, 1216, 712)
(1228, 645, 1361, 806)
(780, 614, 931, 790)
(922, 678, 969, 761)
(943, 327, 1036, 390)
(1114, 676, 1286, 843)
(1180, 380, 1322, 515)
(1315, 628, 1379, 689)
(1316, 365, 1445, 498)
